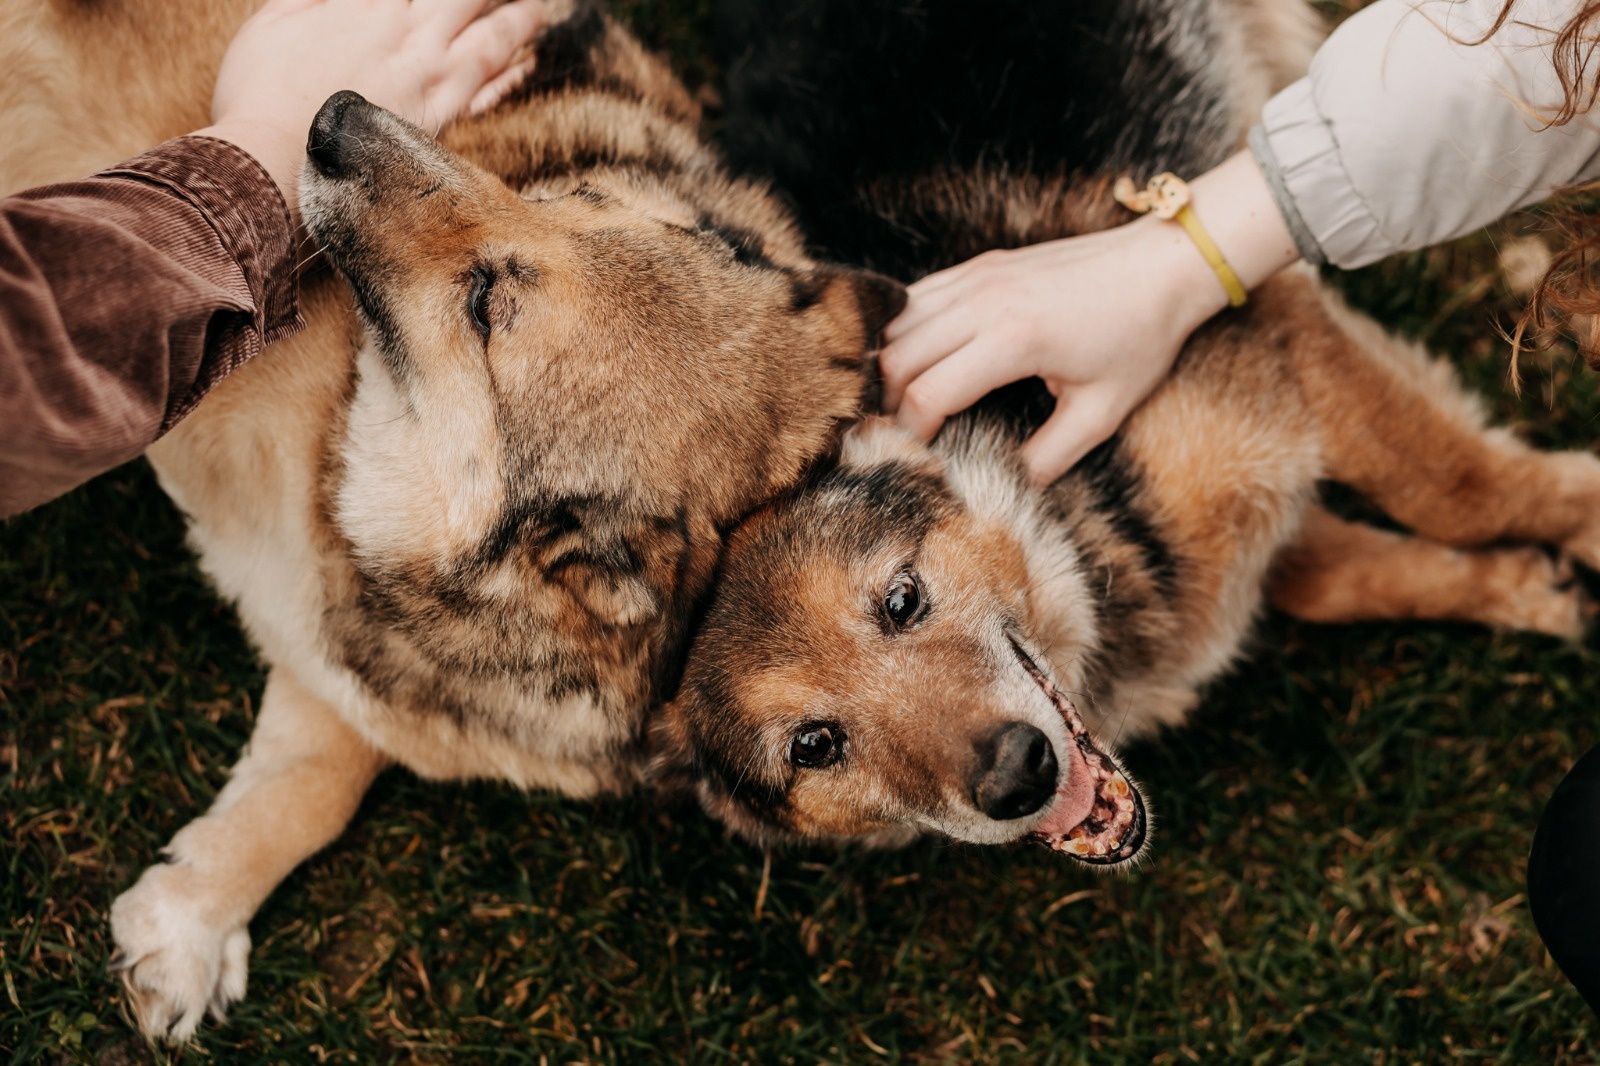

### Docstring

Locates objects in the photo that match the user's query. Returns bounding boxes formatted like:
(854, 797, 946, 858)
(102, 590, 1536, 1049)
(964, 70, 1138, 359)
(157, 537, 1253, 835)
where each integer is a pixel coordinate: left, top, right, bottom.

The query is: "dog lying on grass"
(0, 0, 900, 1041)
(649, 0, 1600, 863)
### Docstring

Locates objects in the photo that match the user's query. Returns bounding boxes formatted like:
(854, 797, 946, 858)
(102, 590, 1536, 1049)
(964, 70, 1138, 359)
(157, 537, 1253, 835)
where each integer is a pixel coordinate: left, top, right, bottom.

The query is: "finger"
(895, 338, 1018, 441)
(883, 281, 962, 342)
(468, 55, 538, 114)
(1020, 394, 1119, 485)
(905, 259, 978, 302)
(452, 0, 549, 51)
(421, 0, 501, 42)
(435, 0, 549, 116)
(255, 0, 323, 18)
(878, 309, 976, 412)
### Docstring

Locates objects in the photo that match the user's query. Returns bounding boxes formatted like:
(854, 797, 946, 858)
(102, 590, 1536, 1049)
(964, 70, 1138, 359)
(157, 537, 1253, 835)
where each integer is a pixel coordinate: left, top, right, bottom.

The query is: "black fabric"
(1528, 741, 1600, 1016)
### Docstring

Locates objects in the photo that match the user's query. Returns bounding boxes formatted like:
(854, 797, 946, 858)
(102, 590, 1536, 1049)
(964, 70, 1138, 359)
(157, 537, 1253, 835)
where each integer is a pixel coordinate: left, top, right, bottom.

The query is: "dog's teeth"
(1110, 777, 1129, 798)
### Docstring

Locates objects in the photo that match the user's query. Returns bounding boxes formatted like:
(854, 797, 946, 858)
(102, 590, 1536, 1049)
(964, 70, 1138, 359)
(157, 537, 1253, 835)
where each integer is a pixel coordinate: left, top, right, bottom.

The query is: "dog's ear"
(644, 698, 698, 796)
(849, 269, 909, 339)
(828, 266, 907, 342)
(806, 263, 908, 343)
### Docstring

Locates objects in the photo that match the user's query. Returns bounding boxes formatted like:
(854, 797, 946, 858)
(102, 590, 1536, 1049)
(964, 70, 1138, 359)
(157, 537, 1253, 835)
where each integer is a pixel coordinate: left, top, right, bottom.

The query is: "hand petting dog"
(199, 0, 550, 219)
(881, 152, 1301, 485)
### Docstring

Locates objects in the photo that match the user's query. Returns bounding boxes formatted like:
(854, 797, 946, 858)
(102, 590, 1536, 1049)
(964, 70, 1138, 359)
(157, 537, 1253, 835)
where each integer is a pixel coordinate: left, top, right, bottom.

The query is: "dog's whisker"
(294, 243, 331, 274)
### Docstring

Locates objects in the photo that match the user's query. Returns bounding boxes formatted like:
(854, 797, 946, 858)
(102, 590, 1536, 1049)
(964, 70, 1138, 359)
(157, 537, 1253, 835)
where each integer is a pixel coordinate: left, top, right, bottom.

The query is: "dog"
(0, 0, 902, 1041)
(649, 0, 1600, 863)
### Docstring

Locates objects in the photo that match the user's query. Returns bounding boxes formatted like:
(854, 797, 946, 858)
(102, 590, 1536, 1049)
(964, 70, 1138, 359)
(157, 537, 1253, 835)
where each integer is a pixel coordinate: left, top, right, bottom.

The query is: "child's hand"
(200, 0, 550, 211)
(883, 218, 1223, 484)
(881, 152, 1302, 485)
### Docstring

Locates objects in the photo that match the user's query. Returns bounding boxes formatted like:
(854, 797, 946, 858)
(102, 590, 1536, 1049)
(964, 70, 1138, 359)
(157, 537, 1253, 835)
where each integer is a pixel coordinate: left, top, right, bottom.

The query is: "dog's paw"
(1484, 548, 1590, 640)
(109, 862, 250, 1044)
(1564, 524, 1600, 578)
(1548, 451, 1600, 573)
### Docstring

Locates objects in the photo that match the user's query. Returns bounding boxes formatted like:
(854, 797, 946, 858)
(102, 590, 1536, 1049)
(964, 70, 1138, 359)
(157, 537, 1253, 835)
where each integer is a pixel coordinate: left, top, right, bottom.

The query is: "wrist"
(1135, 214, 1231, 333)
(1184, 151, 1301, 294)
(1120, 152, 1301, 333)
(192, 117, 305, 224)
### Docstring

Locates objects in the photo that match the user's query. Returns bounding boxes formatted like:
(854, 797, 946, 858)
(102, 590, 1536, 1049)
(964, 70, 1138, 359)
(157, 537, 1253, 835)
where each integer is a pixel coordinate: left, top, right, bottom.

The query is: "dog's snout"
(971, 722, 1059, 821)
(307, 90, 375, 179)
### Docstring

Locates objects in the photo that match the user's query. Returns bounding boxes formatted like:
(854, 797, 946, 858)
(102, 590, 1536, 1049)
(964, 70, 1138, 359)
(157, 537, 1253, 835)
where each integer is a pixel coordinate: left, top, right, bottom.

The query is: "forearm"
(0, 137, 300, 517)
(1148, 151, 1304, 332)
(1253, 0, 1600, 269)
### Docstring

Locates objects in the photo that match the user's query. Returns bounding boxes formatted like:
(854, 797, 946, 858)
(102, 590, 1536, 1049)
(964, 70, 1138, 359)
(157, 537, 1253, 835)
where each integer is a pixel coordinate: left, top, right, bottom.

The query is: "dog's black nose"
(972, 722, 1059, 820)
(307, 90, 373, 179)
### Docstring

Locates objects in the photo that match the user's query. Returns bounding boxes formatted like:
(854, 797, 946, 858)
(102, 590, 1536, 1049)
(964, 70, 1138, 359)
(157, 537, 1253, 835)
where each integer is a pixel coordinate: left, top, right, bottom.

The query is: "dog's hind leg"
(1268, 507, 1587, 638)
(109, 668, 386, 1043)
(1285, 279, 1600, 567)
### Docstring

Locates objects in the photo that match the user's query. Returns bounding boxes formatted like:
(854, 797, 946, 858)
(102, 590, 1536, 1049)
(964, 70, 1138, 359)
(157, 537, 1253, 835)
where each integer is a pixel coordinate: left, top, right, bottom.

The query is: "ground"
(3, 1, 1598, 1062)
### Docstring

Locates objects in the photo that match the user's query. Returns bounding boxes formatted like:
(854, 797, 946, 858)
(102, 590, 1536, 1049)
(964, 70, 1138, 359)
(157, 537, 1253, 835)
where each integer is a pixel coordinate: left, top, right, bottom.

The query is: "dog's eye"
(468, 268, 495, 341)
(883, 571, 925, 630)
(790, 725, 842, 769)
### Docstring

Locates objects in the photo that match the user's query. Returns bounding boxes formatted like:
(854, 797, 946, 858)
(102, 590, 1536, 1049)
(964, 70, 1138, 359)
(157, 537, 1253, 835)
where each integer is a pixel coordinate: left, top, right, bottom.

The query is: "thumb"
(1020, 393, 1119, 485)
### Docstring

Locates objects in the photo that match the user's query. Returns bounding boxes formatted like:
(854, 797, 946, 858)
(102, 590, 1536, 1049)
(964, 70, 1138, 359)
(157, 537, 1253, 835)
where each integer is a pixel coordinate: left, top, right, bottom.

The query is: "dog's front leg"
(109, 667, 386, 1043)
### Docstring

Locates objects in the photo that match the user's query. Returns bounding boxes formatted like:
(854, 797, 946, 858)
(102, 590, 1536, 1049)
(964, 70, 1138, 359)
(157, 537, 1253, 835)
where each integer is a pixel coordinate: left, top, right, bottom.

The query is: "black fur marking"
(696, 214, 777, 269)
(1073, 441, 1180, 598)
(337, 555, 611, 714)
(513, 146, 684, 191)
(648, 507, 702, 704)
(787, 270, 829, 312)
(548, 539, 644, 580)
(513, 4, 690, 115)
(522, 1, 608, 94)
(340, 268, 411, 382)
(815, 463, 956, 536)
(473, 494, 597, 570)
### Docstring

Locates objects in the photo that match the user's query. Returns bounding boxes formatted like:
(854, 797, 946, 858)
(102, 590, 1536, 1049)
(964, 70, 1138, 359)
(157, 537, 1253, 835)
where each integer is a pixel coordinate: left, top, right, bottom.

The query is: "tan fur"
(0, 1, 247, 190)
(1302, 285, 1600, 556)
(108, 668, 385, 1041)
(1269, 507, 1586, 636)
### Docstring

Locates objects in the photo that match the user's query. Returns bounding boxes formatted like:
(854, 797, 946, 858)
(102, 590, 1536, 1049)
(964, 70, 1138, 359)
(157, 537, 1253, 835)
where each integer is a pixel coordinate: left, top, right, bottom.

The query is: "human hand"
(881, 152, 1302, 485)
(199, 0, 550, 211)
(882, 218, 1223, 483)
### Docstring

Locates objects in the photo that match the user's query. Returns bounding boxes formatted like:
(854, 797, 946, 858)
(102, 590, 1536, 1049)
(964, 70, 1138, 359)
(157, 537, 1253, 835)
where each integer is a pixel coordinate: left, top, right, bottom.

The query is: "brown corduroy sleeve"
(0, 135, 302, 517)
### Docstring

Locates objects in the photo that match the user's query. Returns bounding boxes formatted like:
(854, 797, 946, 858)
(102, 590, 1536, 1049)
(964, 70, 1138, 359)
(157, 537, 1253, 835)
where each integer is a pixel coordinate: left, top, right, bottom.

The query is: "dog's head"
(652, 419, 1148, 866)
(300, 92, 902, 683)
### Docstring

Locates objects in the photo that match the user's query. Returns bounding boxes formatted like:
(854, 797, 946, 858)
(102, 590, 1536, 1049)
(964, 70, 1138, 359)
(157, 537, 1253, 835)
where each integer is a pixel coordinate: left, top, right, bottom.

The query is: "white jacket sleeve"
(1251, 0, 1600, 268)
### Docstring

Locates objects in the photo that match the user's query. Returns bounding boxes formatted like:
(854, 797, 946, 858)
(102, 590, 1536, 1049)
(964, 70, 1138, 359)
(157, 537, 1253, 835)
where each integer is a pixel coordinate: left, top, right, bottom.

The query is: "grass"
(4, 1, 1600, 1061)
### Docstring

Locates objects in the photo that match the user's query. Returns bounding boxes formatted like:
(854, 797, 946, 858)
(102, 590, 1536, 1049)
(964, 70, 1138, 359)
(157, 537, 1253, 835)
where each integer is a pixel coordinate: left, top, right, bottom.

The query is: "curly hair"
(1488, 1, 1600, 368)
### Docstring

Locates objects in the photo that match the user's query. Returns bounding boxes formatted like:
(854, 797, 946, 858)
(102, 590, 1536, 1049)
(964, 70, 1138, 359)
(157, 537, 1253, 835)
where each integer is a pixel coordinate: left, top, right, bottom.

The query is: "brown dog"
(0, 0, 899, 1041)
(650, 0, 1600, 863)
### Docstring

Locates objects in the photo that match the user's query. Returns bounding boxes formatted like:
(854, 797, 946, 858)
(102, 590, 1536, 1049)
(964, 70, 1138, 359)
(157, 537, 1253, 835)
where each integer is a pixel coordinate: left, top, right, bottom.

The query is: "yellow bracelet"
(1113, 172, 1248, 308)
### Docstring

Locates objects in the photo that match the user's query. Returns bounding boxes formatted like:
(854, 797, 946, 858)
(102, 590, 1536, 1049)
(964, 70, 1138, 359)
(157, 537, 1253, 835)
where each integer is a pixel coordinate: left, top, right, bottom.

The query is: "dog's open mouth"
(1008, 638, 1147, 867)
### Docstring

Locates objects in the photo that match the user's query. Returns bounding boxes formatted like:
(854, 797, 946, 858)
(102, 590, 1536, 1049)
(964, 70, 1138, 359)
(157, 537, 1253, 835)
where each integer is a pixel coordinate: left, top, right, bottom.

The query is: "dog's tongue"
(1033, 723, 1145, 864)
(1035, 738, 1098, 839)
(1009, 638, 1147, 865)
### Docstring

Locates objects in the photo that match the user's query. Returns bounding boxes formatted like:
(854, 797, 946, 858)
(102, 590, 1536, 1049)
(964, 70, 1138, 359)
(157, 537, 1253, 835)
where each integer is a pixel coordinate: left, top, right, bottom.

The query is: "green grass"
(5, 2, 1600, 1061)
